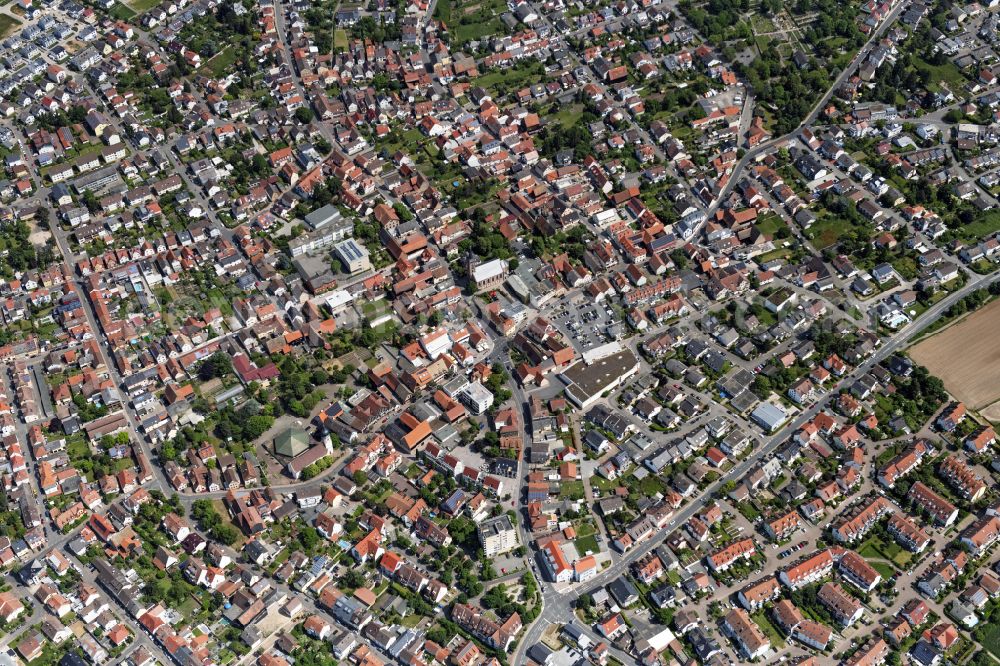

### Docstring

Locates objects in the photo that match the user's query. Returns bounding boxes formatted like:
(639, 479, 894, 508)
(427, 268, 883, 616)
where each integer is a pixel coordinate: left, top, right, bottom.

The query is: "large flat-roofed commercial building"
(333, 239, 371, 274)
(559, 348, 640, 409)
(750, 402, 788, 432)
(478, 515, 519, 556)
(305, 204, 349, 231)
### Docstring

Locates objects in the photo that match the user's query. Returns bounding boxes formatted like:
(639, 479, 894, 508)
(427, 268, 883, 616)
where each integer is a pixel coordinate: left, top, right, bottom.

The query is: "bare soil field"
(980, 401, 1000, 422)
(910, 298, 1000, 409)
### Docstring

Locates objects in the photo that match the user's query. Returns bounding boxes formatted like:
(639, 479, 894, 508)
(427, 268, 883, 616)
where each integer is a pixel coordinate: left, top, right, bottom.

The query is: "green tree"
(211, 524, 239, 545)
(294, 107, 314, 124)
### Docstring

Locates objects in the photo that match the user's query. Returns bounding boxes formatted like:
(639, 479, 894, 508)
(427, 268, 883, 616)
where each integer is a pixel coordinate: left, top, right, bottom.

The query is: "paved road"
(50, 228, 173, 495)
(510, 258, 1000, 663)
(705, 0, 910, 216)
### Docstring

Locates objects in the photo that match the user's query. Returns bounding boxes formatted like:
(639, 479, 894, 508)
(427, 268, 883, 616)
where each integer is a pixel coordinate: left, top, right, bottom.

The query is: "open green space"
(751, 611, 786, 649)
(201, 45, 240, 78)
(858, 534, 912, 568)
(474, 61, 546, 97)
(756, 247, 793, 264)
(574, 535, 600, 557)
(454, 17, 503, 43)
(109, 3, 136, 19)
(433, 0, 453, 22)
(805, 215, 848, 249)
(915, 57, 968, 93)
(125, 0, 160, 12)
(333, 28, 349, 50)
(869, 560, 896, 580)
(589, 474, 619, 493)
(737, 502, 761, 521)
(560, 480, 585, 500)
(954, 209, 1000, 242)
(551, 104, 584, 129)
(0, 14, 20, 37)
(435, 0, 507, 44)
(975, 622, 1000, 659)
(755, 213, 788, 240)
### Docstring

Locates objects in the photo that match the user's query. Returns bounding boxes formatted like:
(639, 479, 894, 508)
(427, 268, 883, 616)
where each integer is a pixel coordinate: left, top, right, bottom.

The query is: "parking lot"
(544, 293, 623, 352)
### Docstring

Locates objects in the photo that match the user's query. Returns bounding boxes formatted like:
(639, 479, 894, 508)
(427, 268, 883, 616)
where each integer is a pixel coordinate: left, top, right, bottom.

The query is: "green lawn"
(379, 127, 428, 157)
(362, 300, 390, 317)
(737, 502, 760, 521)
(205, 288, 235, 316)
(109, 3, 136, 19)
(435, 0, 506, 44)
(756, 247, 793, 264)
(175, 595, 199, 618)
(590, 475, 620, 493)
(574, 535, 600, 557)
(454, 18, 503, 44)
(892, 256, 920, 281)
(751, 611, 786, 649)
(975, 622, 1000, 659)
(971, 258, 998, 275)
(869, 561, 896, 579)
(25, 640, 70, 666)
(474, 61, 546, 97)
(915, 57, 967, 93)
(750, 15, 777, 32)
(201, 46, 240, 77)
(805, 216, 848, 249)
(433, 0, 452, 22)
(858, 535, 912, 568)
(633, 474, 665, 498)
(755, 213, 788, 239)
(551, 104, 584, 128)
(333, 28, 349, 50)
(125, 0, 159, 11)
(67, 436, 91, 461)
(560, 480, 585, 500)
(400, 614, 423, 628)
(954, 210, 1000, 242)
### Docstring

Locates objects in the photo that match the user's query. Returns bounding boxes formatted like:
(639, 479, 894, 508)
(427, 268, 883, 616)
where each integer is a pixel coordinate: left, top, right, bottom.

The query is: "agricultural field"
(910, 298, 1000, 410)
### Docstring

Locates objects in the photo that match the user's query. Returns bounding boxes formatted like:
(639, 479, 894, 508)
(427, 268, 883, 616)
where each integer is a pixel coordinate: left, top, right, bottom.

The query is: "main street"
(48, 226, 172, 495)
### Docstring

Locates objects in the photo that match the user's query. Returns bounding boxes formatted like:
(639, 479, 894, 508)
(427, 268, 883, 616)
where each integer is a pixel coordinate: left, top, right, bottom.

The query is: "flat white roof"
(472, 258, 508, 283)
(323, 290, 354, 310)
(582, 341, 623, 365)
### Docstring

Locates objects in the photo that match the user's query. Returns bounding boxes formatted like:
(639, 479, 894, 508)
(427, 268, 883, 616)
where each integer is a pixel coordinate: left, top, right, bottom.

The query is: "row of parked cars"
(777, 540, 809, 560)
